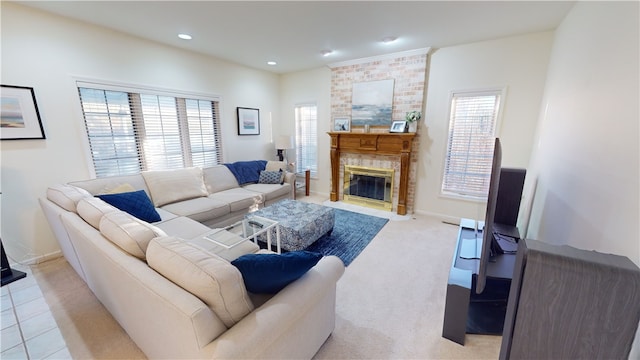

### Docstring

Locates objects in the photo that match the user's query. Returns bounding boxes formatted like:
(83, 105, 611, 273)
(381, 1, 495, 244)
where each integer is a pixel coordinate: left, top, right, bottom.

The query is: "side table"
(295, 169, 310, 198)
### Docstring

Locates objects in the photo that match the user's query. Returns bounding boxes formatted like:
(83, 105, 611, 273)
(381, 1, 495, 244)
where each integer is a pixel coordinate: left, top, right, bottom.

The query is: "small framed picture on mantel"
(389, 120, 408, 133)
(333, 116, 351, 132)
(237, 107, 260, 135)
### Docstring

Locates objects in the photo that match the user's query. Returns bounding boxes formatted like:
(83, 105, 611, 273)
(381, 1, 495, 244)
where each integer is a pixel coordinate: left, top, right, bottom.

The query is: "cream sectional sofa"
(39, 162, 345, 359)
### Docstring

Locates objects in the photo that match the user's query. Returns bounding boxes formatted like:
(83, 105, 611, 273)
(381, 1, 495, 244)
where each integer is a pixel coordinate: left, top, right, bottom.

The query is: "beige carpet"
(31, 197, 501, 359)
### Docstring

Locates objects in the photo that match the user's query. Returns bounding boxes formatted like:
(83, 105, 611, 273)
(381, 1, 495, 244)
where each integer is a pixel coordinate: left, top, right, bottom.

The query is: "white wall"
(279, 67, 332, 194)
(417, 32, 554, 224)
(1, 3, 280, 263)
(526, 2, 639, 265)
(526, 4, 639, 354)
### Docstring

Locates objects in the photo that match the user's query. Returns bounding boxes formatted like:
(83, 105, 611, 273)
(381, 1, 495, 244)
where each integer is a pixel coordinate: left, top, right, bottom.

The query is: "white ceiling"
(17, 1, 576, 74)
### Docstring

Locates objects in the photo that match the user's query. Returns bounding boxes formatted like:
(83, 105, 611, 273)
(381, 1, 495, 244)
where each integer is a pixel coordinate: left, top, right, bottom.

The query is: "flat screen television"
(476, 137, 502, 294)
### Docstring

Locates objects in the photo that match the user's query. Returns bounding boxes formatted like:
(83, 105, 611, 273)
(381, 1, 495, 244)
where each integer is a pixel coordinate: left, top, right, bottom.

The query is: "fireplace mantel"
(328, 132, 416, 215)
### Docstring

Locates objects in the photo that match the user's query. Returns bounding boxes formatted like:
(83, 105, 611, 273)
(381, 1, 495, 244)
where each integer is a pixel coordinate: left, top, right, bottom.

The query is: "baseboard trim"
(20, 251, 63, 266)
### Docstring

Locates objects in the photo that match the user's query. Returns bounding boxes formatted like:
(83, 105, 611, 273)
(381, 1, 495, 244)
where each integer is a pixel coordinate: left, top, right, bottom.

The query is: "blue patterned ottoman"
(249, 199, 334, 251)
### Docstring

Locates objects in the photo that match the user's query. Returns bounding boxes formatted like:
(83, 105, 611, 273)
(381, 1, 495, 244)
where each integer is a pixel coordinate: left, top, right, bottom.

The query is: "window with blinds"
(294, 104, 318, 177)
(77, 85, 222, 178)
(442, 90, 502, 198)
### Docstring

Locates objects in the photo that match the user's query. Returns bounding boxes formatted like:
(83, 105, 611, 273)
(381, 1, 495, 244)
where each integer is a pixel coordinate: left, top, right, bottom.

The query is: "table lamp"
(275, 135, 294, 163)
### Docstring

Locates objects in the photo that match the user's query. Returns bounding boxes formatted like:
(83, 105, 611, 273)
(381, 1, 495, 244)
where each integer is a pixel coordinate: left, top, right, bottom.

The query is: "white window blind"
(78, 86, 222, 178)
(294, 104, 318, 177)
(442, 90, 501, 198)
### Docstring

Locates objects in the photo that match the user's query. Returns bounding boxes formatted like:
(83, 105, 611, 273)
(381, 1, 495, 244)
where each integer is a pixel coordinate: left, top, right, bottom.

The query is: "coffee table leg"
(276, 225, 281, 254)
(266, 229, 272, 253)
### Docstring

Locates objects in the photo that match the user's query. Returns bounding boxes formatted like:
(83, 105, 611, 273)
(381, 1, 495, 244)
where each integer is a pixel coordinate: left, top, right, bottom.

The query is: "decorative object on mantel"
(333, 116, 351, 132)
(1, 85, 46, 140)
(405, 110, 422, 133)
(389, 120, 408, 133)
(237, 107, 260, 135)
(351, 79, 394, 127)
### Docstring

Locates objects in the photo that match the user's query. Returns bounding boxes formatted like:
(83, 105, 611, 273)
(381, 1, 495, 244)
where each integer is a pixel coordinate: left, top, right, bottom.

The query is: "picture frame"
(389, 120, 408, 133)
(1, 85, 46, 140)
(237, 107, 260, 135)
(333, 116, 351, 132)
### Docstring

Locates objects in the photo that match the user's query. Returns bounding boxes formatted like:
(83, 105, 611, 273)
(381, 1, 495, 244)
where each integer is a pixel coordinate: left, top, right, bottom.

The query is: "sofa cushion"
(146, 236, 254, 328)
(76, 197, 118, 229)
(160, 197, 230, 223)
(202, 165, 240, 194)
(155, 216, 211, 240)
(70, 174, 148, 195)
(208, 188, 263, 212)
(97, 190, 161, 223)
(104, 183, 136, 194)
(231, 251, 323, 294)
(46, 184, 92, 212)
(258, 170, 284, 185)
(243, 183, 291, 201)
(265, 161, 287, 172)
(142, 168, 208, 207)
(99, 211, 166, 260)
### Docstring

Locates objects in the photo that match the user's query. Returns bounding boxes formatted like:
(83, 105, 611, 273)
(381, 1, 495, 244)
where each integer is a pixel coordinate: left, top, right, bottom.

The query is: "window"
(77, 83, 222, 178)
(294, 104, 317, 177)
(442, 90, 502, 198)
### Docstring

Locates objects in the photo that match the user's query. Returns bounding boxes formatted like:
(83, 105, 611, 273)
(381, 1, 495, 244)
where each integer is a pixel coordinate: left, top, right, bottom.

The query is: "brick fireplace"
(328, 132, 415, 215)
(328, 48, 430, 215)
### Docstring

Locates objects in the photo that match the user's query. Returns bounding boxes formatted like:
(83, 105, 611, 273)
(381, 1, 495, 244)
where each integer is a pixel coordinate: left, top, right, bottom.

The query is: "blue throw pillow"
(258, 169, 284, 185)
(231, 251, 323, 294)
(97, 190, 161, 223)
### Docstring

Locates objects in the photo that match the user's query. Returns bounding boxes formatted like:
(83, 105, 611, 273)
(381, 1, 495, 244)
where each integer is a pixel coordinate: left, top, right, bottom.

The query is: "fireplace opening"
(343, 165, 394, 211)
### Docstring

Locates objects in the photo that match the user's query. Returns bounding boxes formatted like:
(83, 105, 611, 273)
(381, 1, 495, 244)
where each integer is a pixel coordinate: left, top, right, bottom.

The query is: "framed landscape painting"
(237, 107, 260, 135)
(1, 85, 46, 140)
(351, 79, 394, 127)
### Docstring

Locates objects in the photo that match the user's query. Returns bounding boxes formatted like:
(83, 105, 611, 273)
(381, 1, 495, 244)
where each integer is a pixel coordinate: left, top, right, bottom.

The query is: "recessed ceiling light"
(178, 33, 192, 40)
(321, 50, 333, 57)
(267, 61, 277, 66)
(381, 36, 398, 44)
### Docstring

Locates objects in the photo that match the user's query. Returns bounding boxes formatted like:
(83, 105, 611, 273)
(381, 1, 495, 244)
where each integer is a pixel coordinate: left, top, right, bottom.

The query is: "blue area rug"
(305, 208, 388, 266)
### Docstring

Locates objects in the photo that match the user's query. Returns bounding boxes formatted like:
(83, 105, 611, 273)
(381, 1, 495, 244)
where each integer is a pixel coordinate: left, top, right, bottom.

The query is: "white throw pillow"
(99, 211, 166, 260)
(265, 161, 287, 172)
(146, 236, 254, 328)
(142, 168, 208, 207)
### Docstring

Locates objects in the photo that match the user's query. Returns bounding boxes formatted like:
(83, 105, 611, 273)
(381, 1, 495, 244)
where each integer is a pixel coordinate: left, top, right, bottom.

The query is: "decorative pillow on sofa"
(142, 167, 208, 207)
(97, 190, 161, 223)
(147, 236, 254, 328)
(231, 251, 323, 294)
(99, 211, 166, 260)
(258, 169, 284, 185)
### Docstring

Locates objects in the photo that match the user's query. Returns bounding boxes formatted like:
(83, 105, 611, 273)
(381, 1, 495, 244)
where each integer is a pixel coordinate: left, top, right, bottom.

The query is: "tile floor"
(1, 264, 70, 359)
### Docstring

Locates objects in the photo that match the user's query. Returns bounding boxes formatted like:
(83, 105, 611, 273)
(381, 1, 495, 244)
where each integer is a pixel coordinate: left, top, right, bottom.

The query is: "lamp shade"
(275, 135, 294, 150)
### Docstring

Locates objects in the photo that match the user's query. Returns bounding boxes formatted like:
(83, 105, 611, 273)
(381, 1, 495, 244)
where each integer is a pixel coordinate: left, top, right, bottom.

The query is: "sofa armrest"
(284, 171, 296, 199)
(206, 255, 345, 359)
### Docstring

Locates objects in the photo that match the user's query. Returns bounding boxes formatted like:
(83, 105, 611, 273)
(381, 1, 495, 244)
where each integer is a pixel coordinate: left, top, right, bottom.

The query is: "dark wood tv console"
(442, 219, 519, 345)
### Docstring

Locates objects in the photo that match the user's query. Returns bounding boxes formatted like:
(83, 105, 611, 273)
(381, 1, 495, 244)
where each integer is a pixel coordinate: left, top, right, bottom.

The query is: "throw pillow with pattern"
(258, 169, 284, 185)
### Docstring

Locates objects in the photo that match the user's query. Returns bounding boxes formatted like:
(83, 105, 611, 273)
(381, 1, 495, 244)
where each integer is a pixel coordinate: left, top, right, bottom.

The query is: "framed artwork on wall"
(389, 120, 408, 133)
(1, 85, 46, 140)
(333, 116, 351, 132)
(237, 107, 260, 135)
(351, 78, 394, 127)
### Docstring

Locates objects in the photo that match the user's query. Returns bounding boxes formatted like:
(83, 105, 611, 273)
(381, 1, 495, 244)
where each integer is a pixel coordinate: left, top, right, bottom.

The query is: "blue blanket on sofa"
(224, 160, 268, 185)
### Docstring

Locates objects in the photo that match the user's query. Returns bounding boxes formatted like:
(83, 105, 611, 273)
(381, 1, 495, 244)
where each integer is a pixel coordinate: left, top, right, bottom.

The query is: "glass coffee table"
(203, 215, 282, 254)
